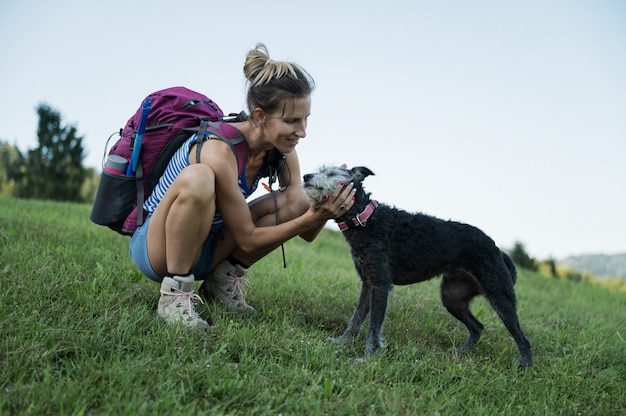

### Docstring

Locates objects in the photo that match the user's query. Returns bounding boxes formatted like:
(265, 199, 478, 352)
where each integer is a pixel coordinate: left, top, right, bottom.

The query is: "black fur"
(304, 166, 533, 368)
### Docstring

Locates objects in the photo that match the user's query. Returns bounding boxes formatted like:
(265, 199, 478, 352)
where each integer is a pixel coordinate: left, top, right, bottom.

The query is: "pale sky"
(1, 0, 624, 260)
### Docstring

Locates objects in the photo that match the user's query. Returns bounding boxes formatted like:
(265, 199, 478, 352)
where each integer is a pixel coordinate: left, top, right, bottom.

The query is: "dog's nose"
(303, 173, 313, 182)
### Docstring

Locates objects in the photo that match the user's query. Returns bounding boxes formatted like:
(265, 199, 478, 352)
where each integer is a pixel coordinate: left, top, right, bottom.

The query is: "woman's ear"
(251, 107, 266, 126)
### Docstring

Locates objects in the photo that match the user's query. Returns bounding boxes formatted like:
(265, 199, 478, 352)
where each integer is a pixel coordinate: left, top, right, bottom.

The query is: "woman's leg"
(144, 164, 219, 328)
(200, 187, 310, 312)
(146, 164, 218, 278)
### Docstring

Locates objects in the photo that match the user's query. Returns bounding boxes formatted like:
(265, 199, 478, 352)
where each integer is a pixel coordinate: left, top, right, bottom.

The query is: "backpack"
(90, 86, 283, 236)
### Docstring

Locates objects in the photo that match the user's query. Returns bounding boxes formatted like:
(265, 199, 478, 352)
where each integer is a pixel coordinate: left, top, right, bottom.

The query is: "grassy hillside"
(1, 196, 624, 415)
(560, 253, 626, 280)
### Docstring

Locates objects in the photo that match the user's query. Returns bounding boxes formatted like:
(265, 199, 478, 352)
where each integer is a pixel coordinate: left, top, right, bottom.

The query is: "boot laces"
(227, 274, 250, 300)
(161, 288, 204, 318)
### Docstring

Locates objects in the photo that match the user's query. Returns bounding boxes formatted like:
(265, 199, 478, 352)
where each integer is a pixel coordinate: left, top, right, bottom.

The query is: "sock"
(226, 255, 250, 270)
(166, 271, 193, 279)
(165, 272, 194, 292)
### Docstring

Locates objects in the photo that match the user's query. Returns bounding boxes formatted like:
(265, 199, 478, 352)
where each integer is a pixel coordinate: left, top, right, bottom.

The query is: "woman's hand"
(309, 182, 356, 221)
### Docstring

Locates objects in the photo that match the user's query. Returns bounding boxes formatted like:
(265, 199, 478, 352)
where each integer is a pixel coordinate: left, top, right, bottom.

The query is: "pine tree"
(21, 104, 87, 201)
(0, 141, 27, 196)
(510, 241, 538, 271)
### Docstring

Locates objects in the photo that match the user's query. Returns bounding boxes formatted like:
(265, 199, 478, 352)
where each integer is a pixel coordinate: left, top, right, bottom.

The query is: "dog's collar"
(337, 200, 379, 232)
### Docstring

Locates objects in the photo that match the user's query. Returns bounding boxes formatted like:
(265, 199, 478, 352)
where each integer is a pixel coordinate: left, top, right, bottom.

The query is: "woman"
(129, 43, 355, 328)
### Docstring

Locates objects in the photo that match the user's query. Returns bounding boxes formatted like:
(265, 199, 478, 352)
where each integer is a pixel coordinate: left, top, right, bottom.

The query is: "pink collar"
(337, 200, 379, 232)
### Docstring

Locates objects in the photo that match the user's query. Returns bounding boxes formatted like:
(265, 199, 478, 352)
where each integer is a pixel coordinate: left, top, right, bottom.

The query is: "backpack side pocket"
(90, 170, 136, 234)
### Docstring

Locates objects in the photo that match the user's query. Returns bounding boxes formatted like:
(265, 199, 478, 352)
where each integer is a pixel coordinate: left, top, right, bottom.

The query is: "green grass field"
(1, 196, 624, 415)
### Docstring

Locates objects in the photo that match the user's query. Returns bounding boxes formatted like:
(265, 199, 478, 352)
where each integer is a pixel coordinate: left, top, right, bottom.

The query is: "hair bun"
(244, 43, 297, 87)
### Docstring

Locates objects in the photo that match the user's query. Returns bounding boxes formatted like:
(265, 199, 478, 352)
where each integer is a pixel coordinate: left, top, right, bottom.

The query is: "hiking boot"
(199, 261, 255, 314)
(157, 275, 209, 329)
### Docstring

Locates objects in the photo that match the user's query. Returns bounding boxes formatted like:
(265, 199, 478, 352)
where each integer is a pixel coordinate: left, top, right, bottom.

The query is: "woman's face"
(263, 96, 311, 154)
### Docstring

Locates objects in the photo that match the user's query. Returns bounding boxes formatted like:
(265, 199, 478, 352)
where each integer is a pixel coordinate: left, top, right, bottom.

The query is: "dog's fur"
(302, 165, 533, 368)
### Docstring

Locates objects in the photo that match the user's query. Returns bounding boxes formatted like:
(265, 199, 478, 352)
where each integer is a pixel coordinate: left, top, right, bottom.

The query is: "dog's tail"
(502, 251, 518, 285)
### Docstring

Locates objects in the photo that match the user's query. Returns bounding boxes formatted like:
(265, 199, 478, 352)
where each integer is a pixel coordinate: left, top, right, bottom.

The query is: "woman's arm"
(277, 150, 327, 242)
(202, 140, 352, 254)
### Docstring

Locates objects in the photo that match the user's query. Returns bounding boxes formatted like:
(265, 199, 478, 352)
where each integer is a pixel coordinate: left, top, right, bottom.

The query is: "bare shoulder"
(192, 138, 237, 170)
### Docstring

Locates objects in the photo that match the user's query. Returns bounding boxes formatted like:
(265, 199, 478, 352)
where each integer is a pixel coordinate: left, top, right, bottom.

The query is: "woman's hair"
(243, 43, 315, 116)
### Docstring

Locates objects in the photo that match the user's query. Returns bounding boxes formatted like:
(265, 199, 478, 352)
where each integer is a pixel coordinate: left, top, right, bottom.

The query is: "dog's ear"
(350, 166, 375, 181)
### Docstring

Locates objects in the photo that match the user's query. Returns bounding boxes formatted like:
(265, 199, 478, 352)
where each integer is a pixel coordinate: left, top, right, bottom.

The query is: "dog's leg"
(328, 280, 372, 344)
(362, 284, 393, 361)
(487, 297, 533, 368)
(483, 275, 533, 368)
(441, 271, 484, 353)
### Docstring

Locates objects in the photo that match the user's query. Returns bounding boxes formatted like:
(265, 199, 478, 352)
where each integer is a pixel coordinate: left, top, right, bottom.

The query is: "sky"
(1, 0, 624, 260)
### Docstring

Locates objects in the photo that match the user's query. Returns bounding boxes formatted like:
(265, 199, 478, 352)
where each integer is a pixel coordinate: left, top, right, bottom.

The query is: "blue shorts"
(129, 212, 223, 282)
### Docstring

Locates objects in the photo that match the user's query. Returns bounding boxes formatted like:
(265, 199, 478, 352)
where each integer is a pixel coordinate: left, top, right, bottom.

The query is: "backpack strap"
(195, 122, 247, 177)
(195, 118, 209, 164)
(135, 160, 145, 226)
(263, 148, 286, 190)
(194, 121, 285, 185)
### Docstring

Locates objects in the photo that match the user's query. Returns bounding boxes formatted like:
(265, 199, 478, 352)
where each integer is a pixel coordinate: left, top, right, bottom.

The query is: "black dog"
(302, 165, 533, 368)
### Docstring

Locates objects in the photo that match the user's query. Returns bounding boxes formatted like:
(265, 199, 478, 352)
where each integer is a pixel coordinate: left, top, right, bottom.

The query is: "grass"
(1, 195, 625, 415)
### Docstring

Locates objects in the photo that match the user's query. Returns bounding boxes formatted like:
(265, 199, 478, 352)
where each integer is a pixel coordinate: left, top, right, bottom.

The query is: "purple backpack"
(90, 86, 248, 235)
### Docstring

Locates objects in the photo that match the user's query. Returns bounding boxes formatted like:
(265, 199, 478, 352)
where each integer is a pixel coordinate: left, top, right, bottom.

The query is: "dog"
(302, 165, 533, 368)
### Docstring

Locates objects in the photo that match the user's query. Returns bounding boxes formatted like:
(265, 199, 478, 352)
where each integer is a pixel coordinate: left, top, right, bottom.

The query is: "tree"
(20, 104, 87, 202)
(510, 241, 538, 271)
(0, 141, 27, 196)
(545, 257, 558, 278)
(80, 167, 100, 203)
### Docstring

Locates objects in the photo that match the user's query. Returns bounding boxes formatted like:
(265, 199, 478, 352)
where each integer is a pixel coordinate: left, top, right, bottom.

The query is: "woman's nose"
(295, 120, 307, 138)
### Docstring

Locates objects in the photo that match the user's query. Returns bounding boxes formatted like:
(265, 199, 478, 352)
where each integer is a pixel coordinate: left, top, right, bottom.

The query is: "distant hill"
(559, 253, 626, 279)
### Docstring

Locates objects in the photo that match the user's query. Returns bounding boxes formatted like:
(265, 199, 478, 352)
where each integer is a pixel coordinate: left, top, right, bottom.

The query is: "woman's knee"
(279, 189, 310, 219)
(174, 164, 217, 203)
(270, 188, 310, 223)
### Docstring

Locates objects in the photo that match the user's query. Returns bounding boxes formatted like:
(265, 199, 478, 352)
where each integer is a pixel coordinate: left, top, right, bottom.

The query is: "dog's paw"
(326, 336, 351, 344)
(454, 345, 470, 356)
(354, 355, 368, 363)
(514, 357, 535, 370)
(354, 347, 384, 363)
(326, 336, 340, 344)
